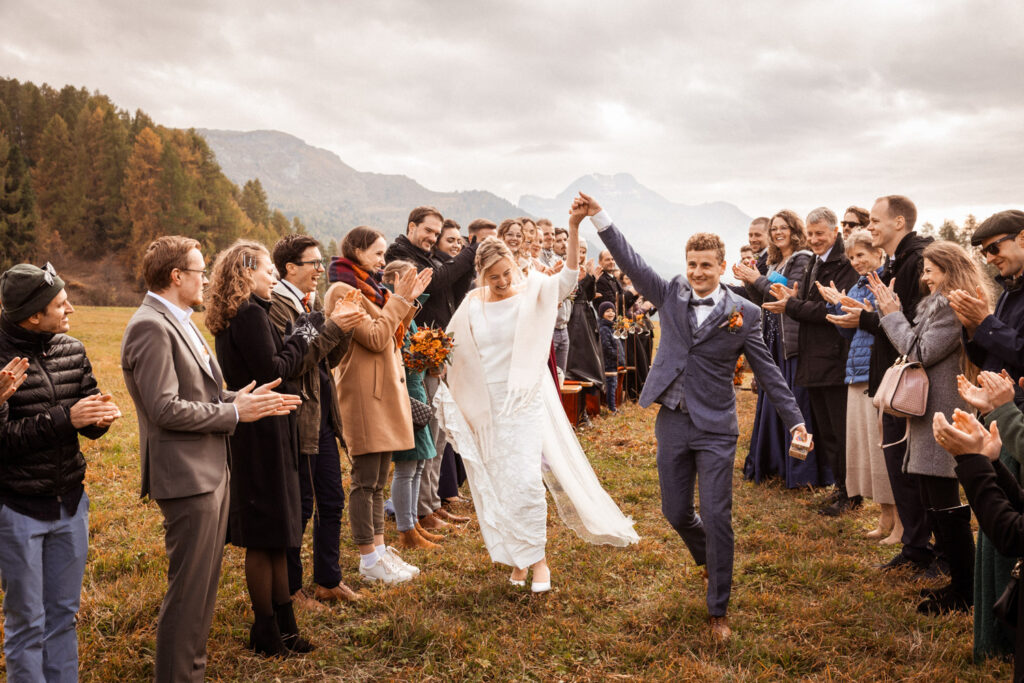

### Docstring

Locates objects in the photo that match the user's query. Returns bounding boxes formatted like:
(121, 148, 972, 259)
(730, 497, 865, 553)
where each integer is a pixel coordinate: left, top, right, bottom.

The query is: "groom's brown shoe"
(709, 616, 731, 641)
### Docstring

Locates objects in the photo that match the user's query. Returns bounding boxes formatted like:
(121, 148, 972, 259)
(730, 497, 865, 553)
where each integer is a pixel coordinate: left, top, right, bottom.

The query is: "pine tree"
(32, 114, 80, 244)
(124, 127, 166, 280)
(0, 132, 38, 269)
(239, 178, 270, 228)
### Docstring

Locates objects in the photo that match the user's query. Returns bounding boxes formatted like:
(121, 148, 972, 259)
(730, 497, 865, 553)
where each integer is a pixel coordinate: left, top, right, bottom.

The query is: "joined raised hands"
(1, 356, 29, 403)
(948, 286, 992, 335)
(394, 267, 434, 301)
(70, 393, 122, 429)
(235, 378, 302, 423)
(933, 409, 1002, 460)
(865, 270, 900, 316)
(330, 290, 370, 332)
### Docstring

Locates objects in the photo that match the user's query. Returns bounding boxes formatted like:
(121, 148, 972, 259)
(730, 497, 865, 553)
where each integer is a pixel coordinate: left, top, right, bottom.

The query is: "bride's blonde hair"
(475, 236, 517, 276)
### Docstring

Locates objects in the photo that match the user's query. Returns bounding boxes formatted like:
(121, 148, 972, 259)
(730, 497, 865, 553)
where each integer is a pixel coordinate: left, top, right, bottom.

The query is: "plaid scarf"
(328, 256, 406, 347)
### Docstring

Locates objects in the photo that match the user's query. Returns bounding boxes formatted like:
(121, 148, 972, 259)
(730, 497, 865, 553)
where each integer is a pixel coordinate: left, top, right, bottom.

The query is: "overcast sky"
(4, 0, 1023, 230)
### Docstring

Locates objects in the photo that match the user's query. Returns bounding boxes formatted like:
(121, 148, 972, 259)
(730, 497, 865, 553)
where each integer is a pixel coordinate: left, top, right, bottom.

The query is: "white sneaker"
(385, 546, 420, 577)
(359, 556, 412, 584)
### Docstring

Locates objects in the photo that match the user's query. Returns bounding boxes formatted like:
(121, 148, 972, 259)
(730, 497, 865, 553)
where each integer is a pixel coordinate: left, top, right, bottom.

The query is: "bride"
(434, 204, 639, 593)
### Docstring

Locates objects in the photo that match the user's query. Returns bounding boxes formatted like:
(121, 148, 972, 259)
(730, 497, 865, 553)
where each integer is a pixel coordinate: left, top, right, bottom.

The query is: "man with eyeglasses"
(952, 211, 1024, 406)
(269, 234, 368, 608)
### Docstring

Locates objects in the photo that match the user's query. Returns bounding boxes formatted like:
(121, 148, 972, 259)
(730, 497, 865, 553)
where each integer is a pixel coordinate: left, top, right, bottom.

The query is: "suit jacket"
(599, 223, 803, 436)
(121, 295, 238, 500)
(595, 271, 626, 316)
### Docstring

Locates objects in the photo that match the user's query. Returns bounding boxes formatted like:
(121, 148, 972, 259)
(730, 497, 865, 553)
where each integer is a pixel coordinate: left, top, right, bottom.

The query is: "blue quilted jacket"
(827, 268, 881, 384)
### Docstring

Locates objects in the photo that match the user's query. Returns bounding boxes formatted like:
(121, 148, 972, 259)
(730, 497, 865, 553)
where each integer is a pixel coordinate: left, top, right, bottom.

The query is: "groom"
(577, 193, 809, 640)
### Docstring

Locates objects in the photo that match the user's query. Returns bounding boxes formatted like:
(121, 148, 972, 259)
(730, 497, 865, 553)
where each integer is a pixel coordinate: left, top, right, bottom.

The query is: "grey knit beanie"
(0, 262, 66, 322)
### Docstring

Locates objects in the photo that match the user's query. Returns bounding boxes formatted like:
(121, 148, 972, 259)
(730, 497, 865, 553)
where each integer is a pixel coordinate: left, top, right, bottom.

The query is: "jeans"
(392, 460, 427, 532)
(287, 425, 346, 594)
(0, 492, 89, 683)
(605, 372, 618, 412)
(553, 327, 570, 373)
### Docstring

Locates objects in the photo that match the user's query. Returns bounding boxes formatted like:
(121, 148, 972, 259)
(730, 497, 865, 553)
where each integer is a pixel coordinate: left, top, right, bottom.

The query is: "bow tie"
(690, 297, 715, 307)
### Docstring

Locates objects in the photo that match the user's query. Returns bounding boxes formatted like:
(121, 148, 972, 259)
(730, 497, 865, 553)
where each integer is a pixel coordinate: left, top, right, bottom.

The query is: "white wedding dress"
(435, 266, 639, 569)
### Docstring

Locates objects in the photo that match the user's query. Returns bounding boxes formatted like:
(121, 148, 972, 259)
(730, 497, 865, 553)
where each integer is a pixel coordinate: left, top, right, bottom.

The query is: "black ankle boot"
(274, 601, 315, 653)
(917, 505, 974, 615)
(249, 613, 286, 657)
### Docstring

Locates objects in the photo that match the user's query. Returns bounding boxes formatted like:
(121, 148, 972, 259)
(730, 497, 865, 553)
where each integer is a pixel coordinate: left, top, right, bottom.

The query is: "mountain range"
(198, 129, 752, 275)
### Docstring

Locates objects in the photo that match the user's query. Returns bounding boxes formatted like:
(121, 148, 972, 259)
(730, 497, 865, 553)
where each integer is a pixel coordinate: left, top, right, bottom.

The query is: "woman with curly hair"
(206, 240, 313, 656)
(734, 210, 827, 488)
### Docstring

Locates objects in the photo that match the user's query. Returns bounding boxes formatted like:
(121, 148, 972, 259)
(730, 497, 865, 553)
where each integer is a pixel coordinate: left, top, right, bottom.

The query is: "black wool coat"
(784, 236, 859, 388)
(215, 296, 308, 549)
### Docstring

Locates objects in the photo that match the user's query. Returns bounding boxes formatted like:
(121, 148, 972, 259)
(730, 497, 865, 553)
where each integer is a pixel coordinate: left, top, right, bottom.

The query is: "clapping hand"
(1, 356, 29, 403)
(957, 370, 1016, 415)
(816, 280, 845, 306)
(949, 286, 992, 335)
(69, 393, 122, 429)
(933, 409, 1002, 461)
(235, 378, 302, 423)
(330, 290, 369, 332)
(394, 267, 434, 301)
(732, 261, 759, 285)
(825, 294, 873, 328)
(958, 373, 995, 414)
(763, 281, 797, 313)
(865, 270, 901, 316)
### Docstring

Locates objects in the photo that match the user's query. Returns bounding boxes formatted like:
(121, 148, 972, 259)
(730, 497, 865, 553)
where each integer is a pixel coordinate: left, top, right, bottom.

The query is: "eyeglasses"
(840, 221, 862, 229)
(294, 259, 326, 270)
(180, 268, 209, 278)
(980, 234, 1016, 257)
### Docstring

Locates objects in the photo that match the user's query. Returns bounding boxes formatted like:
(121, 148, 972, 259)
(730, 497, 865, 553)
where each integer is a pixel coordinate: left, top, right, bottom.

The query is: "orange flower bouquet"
(402, 327, 455, 373)
(733, 356, 745, 386)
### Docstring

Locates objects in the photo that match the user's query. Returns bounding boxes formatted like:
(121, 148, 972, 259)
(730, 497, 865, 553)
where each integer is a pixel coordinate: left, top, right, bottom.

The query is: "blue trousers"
(287, 425, 345, 593)
(655, 407, 737, 617)
(0, 492, 89, 683)
(392, 459, 426, 532)
(605, 373, 619, 412)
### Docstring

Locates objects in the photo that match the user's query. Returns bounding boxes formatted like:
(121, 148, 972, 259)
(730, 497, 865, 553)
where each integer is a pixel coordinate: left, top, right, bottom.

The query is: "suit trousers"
(807, 385, 847, 492)
(418, 373, 445, 517)
(654, 406, 738, 617)
(286, 424, 345, 595)
(154, 468, 229, 683)
(881, 414, 931, 560)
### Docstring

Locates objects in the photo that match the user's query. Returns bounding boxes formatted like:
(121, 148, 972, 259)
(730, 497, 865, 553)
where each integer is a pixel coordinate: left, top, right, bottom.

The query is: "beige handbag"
(873, 335, 929, 418)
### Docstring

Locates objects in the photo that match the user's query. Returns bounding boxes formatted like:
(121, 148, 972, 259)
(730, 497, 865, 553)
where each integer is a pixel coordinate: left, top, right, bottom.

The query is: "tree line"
(0, 78, 305, 278)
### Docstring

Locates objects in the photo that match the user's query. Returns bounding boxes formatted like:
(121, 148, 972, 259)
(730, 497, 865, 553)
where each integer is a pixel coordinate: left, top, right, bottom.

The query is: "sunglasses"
(980, 234, 1015, 257)
(840, 221, 862, 229)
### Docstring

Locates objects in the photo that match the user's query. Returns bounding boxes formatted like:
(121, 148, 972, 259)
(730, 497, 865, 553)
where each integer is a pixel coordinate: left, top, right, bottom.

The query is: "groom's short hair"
(686, 233, 726, 262)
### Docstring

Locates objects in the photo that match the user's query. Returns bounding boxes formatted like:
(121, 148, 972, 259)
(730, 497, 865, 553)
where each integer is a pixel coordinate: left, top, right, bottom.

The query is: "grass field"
(0, 306, 1012, 681)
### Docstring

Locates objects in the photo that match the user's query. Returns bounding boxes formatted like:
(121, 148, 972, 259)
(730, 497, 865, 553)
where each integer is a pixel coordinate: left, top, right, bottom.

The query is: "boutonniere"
(719, 306, 743, 334)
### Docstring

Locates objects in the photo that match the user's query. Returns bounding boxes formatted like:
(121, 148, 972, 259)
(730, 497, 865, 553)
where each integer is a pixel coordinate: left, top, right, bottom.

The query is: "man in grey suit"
(577, 193, 810, 641)
(121, 236, 300, 682)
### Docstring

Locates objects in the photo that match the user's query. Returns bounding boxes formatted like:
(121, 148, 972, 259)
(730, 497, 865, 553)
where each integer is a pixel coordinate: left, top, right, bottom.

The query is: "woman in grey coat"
(872, 240, 993, 616)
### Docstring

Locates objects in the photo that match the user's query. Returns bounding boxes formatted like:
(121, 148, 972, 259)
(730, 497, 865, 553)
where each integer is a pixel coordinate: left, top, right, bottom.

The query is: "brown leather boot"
(434, 507, 471, 524)
(397, 529, 439, 550)
(414, 522, 444, 542)
(419, 512, 449, 530)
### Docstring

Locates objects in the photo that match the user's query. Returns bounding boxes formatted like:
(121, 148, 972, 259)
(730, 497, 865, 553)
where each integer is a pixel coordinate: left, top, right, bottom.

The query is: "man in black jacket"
(953, 210, 1024, 407)
(385, 206, 476, 530)
(768, 207, 859, 514)
(595, 249, 626, 316)
(831, 195, 935, 572)
(0, 263, 121, 681)
(749, 217, 771, 275)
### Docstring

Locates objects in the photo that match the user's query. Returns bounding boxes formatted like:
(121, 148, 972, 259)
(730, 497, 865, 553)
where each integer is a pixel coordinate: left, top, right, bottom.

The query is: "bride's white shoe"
(530, 580, 551, 593)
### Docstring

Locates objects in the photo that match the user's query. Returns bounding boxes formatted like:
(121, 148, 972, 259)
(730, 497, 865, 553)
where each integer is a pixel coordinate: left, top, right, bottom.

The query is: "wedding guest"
(553, 263, 575, 374)
(954, 210, 1024, 661)
(768, 207, 858, 513)
(381, 260, 441, 550)
(735, 210, 824, 488)
(537, 218, 556, 266)
(468, 218, 498, 243)
(499, 219, 531, 273)
(327, 226, 432, 583)
(599, 301, 624, 413)
(749, 217, 771, 274)
(832, 196, 935, 574)
(553, 227, 569, 260)
(437, 219, 464, 257)
(269, 234, 365, 608)
(822, 231, 899, 540)
(0, 263, 121, 682)
(620, 272, 654, 401)
(206, 240, 314, 656)
(122, 236, 300, 680)
(565, 238, 606, 391)
(385, 207, 476, 531)
(868, 240, 989, 614)
(842, 206, 870, 239)
(595, 249, 627, 316)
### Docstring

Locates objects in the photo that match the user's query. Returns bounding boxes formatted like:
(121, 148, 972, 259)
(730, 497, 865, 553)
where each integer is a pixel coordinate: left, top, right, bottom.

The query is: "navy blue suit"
(599, 221, 803, 616)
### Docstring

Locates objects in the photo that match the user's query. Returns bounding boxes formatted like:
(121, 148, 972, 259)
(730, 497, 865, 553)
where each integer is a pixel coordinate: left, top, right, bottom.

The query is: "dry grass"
(0, 306, 1011, 681)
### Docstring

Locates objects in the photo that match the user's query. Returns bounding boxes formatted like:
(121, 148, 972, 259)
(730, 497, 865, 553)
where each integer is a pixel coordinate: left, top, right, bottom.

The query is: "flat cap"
(971, 210, 1024, 246)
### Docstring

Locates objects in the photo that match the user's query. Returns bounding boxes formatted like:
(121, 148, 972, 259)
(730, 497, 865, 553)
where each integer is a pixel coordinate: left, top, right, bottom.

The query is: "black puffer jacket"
(0, 315, 107, 499)
(385, 235, 478, 329)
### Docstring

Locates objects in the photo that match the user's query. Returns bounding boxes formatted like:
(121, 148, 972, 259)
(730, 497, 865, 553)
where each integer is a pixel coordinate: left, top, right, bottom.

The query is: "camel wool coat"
(325, 282, 417, 457)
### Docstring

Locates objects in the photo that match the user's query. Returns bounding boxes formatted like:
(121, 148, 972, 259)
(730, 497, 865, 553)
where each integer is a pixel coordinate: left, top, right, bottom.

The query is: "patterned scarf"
(328, 256, 405, 347)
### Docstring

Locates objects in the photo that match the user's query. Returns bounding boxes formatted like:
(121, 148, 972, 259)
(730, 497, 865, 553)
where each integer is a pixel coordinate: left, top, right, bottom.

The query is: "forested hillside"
(0, 78, 303, 301)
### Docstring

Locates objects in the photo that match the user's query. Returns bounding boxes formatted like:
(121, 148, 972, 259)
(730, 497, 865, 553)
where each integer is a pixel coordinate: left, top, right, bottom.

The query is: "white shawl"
(437, 270, 640, 548)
